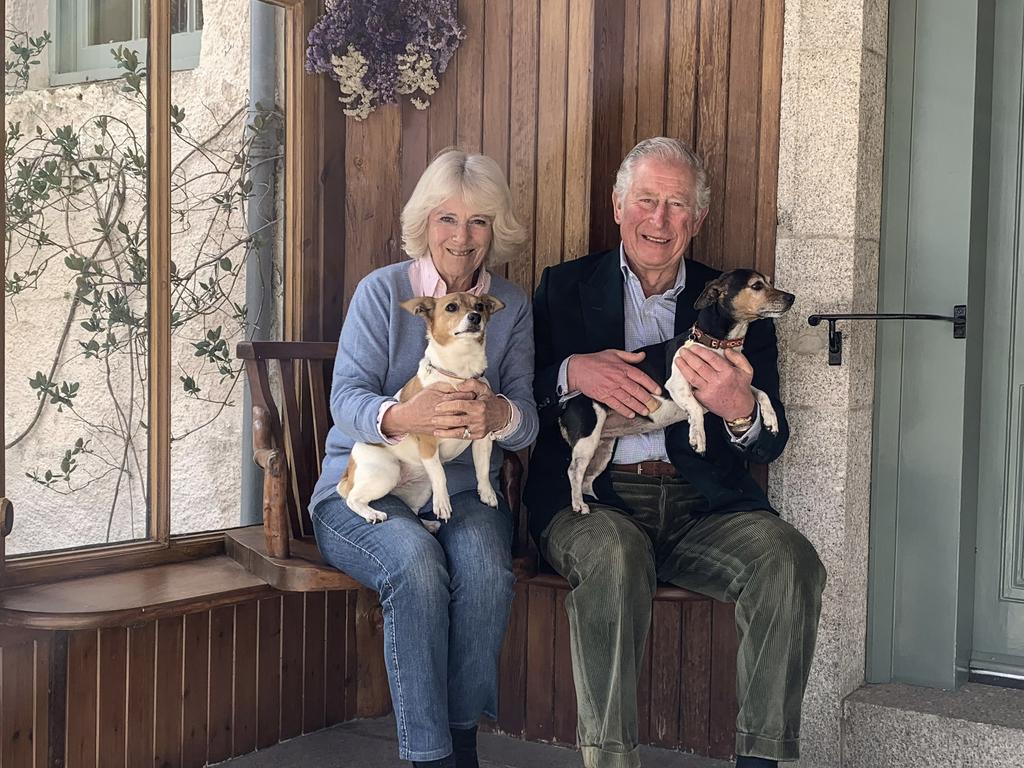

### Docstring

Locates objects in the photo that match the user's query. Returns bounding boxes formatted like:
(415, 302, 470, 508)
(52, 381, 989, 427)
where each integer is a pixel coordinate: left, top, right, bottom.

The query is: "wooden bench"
(231, 340, 738, 759)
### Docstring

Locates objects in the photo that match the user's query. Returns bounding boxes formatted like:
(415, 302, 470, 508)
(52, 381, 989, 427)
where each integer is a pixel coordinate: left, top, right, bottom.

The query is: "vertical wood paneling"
(342, 109, 403, 312)
(34, 638, 50, 768)
(723, 0, 763, 270)
(207, 606, 234, 763)
(482, 0, 512, 174)
(65, 630, 98, 768)
(279, 594, 304, 740)
(344, 591, 359, 721)
(233, 601, 258, 756)
(456, 0, 486, 153)
(181, 612, 210, 767)
(709, 601, 739, 759)
(154, 617, 184, 768)
(667, 0, 699, 147)
(650, 601, 681, 747)
(755, 0, 784, 277)
(620, 0, 640, 157)
(680, 601, 712, 754)
(497, 581, 529, 736)
(551, 588, 577, 744)
(354, 589, 390, 718)
(324, 591, 348, 726)
(126, 622, 156, 768)
(256, 597, 282, 748)
(636, 632, 652, 744)
(47, 633, 69, 768)
(563, 0, 595, 263)
(590, 0, 626, 252)
(401, 99, 430, 207)
(637, 0, 669, 140)
(1, 643, 35, 768)
(428, 61, 458, 157)
(695, 0, 731, 269)
(97, 627, 127, 768)
(534, 0, 569, 281)
(302, 592, 326, 734)
(506, 0, 539, 291)
(524, 584, 554, 741)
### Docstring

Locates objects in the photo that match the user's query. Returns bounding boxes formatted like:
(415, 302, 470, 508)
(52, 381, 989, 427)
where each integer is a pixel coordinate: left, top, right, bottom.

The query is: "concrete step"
(214, 715, 733, 768)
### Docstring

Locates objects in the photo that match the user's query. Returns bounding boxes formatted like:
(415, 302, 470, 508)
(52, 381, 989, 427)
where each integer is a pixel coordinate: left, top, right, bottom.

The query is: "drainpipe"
(240, 0, 279, 525)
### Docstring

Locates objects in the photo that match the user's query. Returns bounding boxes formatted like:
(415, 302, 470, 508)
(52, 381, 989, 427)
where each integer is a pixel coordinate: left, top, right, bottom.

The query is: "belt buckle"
(636, 463, 644, 475)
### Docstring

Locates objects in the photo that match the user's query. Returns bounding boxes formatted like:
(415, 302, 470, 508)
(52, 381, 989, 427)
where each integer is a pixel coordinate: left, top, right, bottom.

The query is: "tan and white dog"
(338, 292, 505, 527)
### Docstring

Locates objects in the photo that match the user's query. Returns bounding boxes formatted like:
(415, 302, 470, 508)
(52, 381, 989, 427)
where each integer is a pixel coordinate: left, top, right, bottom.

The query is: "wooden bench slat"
(0, 556, 273, 630)
(307, 358, 330, 477)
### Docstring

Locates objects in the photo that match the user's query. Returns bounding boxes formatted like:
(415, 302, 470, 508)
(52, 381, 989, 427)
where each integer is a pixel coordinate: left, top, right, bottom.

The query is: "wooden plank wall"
(494, 582, 739, 759)
(0, 591, 387, 768)
(333, 0, 784, 316)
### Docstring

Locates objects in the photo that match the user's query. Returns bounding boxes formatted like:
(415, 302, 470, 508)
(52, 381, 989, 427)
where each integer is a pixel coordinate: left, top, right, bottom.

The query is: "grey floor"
(214, 716, 733, 768)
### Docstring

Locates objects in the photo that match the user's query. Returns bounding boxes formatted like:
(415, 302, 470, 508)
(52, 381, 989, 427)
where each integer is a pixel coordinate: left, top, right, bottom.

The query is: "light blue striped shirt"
(558, 245, 760, 463)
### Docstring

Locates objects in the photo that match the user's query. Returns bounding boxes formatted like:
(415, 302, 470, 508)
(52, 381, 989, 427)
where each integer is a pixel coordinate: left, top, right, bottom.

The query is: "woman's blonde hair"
(401, 149, 528, 266)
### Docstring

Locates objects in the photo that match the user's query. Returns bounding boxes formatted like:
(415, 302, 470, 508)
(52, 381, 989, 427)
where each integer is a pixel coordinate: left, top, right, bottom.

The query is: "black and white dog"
(560, 269, 795, 514)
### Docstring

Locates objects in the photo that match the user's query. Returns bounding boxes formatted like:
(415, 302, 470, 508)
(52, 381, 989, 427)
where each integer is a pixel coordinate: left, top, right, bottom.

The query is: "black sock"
(412, 756, 455, 768)
(736, 757, 778, 768)
(450, 725, 479, 768)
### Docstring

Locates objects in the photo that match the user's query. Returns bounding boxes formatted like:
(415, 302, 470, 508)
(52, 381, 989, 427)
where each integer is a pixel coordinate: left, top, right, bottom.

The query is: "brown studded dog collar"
(689, 326, 745, 350)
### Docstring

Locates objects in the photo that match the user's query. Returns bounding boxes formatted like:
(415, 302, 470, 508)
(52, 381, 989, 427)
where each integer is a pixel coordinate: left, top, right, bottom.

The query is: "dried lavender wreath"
(306, 0, 465, 119)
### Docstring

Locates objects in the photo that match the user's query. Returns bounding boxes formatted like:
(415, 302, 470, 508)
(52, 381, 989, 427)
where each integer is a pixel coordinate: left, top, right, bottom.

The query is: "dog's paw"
(419, 518, 442, 534)
(689, 426, 707, 455)
(434, 497, 453, 521)
(355, 508, 388, 524)
(478, 485, 499, 508)
(572, 500, 591, 514)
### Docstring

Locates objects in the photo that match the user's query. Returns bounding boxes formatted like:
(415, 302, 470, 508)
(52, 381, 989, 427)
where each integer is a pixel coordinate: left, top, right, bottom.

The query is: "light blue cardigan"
(309, 261, 539, 514)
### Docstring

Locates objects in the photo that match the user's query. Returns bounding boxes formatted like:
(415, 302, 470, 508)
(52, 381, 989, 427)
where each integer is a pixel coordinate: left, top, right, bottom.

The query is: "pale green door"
(972, 0, 1024, 681)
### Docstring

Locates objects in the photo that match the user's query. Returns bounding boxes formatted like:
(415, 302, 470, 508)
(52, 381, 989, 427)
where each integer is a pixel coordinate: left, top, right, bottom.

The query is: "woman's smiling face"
(426, 196, 493, 284)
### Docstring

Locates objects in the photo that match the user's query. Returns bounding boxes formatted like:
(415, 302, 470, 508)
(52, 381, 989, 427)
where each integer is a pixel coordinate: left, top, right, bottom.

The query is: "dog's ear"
(478, 294, 505, 315)
(400, 296, 435, 317)
(694, 276, 728, 310)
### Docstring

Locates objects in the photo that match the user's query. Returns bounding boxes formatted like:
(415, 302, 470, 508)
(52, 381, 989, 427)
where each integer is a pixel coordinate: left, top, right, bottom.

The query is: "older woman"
(309, 150, 538, 768)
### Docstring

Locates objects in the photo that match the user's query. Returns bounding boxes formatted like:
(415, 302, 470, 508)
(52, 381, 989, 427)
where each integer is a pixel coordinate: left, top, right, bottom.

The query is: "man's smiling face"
(613, 157, 708, 280)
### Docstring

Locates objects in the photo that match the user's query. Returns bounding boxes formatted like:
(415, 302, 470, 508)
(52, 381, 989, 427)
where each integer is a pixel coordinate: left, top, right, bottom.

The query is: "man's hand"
(674, 346, 756, 421)
(567, 350, 661, 418)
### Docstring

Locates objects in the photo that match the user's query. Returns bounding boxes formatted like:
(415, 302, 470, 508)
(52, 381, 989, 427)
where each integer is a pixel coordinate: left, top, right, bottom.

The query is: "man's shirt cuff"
(725, 404, 763, 447)
(557, 355, 581, 404)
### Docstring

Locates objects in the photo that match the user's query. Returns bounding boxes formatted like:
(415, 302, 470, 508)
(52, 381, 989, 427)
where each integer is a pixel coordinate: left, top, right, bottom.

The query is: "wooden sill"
(0, 555, 275, 630)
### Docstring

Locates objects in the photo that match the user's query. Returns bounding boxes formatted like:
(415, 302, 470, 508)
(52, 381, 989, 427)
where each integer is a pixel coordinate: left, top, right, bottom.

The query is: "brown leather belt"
(609, 461, 678, 477)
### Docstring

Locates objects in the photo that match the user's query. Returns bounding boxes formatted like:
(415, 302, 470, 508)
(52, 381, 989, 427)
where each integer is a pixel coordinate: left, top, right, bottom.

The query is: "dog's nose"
(467, 312, 481, 325)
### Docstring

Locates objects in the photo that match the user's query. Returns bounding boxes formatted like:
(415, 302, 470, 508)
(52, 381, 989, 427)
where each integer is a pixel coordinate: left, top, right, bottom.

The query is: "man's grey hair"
(613, 137, 711, 212)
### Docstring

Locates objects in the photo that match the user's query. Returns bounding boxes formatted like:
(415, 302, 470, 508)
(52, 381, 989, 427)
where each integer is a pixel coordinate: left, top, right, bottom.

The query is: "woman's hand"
(432, 379, 512, 439)
(381, 383, 477, 438)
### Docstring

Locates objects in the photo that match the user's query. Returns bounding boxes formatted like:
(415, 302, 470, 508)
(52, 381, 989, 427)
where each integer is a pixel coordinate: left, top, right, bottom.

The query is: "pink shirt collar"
(408, 257, 491, 298)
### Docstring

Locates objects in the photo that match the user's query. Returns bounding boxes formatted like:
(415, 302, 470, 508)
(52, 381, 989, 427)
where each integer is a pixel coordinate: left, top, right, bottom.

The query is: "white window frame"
(49, 0, 202, 86)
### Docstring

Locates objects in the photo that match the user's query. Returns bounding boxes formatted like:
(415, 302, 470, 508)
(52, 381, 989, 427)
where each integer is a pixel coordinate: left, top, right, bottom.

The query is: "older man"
(525, 137, 825, 768)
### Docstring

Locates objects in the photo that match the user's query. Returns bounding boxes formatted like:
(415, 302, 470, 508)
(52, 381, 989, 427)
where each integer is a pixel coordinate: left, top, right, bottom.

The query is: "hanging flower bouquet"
(306, 0, 465, 120)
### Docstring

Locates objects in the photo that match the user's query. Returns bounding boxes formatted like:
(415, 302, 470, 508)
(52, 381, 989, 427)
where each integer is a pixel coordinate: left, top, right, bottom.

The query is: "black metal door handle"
(806, 306, 966, 365)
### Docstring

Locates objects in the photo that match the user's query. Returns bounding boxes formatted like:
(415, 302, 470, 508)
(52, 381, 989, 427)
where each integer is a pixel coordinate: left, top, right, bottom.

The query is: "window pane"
(171, 0, 187, 34)
(89, 0, 133, 45)
(169, 0, 284, 535)
(4, 0, 150, 555)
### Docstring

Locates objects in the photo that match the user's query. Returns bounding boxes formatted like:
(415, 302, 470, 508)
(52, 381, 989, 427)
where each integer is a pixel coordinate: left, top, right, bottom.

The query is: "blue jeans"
(311, 490, 515, 762)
